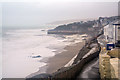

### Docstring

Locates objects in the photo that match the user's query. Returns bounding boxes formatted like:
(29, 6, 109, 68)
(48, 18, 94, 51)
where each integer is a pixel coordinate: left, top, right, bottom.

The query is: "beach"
(3, 27, 87, 78)
(27, 40, 85, 78)
(46, 41, 85, 74)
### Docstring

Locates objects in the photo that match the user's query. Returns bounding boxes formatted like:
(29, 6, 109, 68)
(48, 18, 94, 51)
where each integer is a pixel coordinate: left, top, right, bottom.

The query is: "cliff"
(48, 16, 119, 36)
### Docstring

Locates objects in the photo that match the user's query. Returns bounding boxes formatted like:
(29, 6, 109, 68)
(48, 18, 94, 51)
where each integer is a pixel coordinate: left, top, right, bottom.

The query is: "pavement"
(76, 57, 100, 80)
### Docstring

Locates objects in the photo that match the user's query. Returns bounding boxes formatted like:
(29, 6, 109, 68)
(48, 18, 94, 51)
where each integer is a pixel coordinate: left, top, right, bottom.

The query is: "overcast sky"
(1, 1, 118, 28)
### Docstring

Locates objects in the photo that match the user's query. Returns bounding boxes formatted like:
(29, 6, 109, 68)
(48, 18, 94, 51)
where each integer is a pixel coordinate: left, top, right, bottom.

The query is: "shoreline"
(46, 41, 85, 74)
(26, 32, 102, 79)
(27, 40, 85, 78)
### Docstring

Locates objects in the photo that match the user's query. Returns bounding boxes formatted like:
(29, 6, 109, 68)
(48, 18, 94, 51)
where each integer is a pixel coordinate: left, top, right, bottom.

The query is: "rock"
(41, 30, 45, 31)
(32, 55, 41, 58)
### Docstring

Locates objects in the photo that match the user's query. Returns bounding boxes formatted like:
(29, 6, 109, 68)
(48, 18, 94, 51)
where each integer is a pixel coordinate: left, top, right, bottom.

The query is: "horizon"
(0, 0, 120, 79)
(1, 2, 118, 28)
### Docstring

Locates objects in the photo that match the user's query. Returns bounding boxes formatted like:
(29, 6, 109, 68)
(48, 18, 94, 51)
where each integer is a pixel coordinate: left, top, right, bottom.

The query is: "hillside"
(48, 16, 119, 36)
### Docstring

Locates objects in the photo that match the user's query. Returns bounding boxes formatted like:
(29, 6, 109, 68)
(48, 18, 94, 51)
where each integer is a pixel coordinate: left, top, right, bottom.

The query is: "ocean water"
(2, 27, 82, 78)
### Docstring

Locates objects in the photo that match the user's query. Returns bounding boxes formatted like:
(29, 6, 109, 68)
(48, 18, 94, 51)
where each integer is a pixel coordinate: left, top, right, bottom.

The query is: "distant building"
(104, 20, 120, 44)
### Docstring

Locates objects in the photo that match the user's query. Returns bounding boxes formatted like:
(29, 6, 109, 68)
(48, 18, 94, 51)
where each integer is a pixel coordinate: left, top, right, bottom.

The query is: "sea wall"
(50, 38, 101, 80)
(48, 30, 82, 35)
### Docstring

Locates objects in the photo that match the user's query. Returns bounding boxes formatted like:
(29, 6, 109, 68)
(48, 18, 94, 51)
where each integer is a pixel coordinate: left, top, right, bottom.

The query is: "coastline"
(27, 40, 85, 78)
(46, 41, 85, 74)
(26, 31, 102, 79)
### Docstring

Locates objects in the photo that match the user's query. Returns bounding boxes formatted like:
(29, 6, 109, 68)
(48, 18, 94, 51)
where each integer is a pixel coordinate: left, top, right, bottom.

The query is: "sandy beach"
(26, 35, 86, 78)
(46, 41, 85, 74)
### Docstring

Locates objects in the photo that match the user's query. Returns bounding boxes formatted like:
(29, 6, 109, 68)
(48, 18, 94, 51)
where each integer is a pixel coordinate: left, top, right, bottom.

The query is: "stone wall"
(99, 50, 120, 79)
(50, 38, 101, 79)
(51, 48, 100, 79)
(99, 53, 111, 78)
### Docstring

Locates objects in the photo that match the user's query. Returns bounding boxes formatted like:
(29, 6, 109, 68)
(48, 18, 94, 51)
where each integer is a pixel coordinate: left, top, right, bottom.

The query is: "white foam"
(2, 29, 59, 78)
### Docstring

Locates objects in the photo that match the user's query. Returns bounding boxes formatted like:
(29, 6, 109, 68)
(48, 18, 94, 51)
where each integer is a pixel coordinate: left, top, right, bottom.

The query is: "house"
(104, 24, 114, 42)
(104, 20, 120, 44)
(112, 21, 120, 44)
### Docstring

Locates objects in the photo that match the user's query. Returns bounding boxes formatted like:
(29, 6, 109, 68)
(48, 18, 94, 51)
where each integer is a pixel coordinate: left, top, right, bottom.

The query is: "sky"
(0, 0, 119, 28)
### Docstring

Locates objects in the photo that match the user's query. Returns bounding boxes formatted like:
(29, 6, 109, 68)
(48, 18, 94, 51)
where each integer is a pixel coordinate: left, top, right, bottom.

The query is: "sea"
(2, 26, 83, 78)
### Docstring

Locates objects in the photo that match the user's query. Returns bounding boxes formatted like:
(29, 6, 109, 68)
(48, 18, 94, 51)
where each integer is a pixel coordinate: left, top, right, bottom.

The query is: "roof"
(112, 20, 120, 25)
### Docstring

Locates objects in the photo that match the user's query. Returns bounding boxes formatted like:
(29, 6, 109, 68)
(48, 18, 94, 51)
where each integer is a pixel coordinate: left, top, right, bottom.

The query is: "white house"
(104, 20, 120, 44)
(104, 24, 114, 42)
(112, 21, 120, 44)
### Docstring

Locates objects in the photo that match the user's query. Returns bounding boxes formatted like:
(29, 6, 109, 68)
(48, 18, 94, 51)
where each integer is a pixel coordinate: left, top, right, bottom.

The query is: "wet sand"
(27, 41, 85, 78)
(46, 41, 85, 74)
